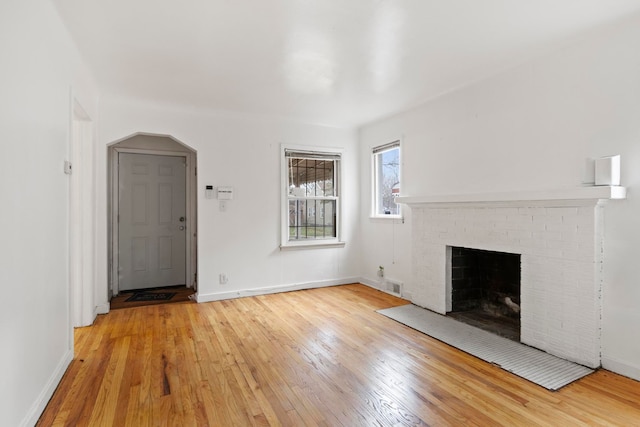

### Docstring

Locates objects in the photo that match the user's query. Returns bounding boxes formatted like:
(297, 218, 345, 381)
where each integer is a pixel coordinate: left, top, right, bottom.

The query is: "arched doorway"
(108, 133, 197, 306)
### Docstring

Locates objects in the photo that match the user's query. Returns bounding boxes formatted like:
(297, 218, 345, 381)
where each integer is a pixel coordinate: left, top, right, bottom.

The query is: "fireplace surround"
(397, 186, 625, 368)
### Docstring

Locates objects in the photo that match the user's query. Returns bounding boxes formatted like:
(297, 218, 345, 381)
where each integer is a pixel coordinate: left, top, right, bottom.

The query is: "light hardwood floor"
(38, 284, 640, 426)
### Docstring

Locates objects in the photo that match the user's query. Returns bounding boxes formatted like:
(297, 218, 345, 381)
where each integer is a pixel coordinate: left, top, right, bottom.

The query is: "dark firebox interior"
(448, 247, 521, 341)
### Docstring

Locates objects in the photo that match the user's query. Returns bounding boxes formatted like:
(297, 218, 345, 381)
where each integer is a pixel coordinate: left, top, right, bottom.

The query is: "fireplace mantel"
(396, 185, 626, 207)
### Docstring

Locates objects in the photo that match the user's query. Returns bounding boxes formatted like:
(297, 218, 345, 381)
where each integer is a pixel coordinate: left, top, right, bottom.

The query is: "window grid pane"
(289, 158, 335, 198)
(288, 199, 336, 240)
(374, 146, 400, 216)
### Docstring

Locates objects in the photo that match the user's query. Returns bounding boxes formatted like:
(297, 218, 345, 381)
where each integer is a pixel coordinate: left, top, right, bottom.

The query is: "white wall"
(0, 0, 98, 425)
(359, 14, 640, 380)
(97, 96, 361, 303)
(358, 132, 414, 298)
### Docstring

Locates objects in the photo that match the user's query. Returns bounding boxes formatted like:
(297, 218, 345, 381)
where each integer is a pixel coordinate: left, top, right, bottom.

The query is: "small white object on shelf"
(595, 155, 620, 186)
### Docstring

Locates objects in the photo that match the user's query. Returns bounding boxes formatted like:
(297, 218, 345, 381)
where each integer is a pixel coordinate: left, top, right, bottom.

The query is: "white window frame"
(281, 144, 345, 249)
(371, 140, 402, 219)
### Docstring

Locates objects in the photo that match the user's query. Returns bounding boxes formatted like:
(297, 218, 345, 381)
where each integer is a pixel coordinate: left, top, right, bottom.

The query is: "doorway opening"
(108, 133, 197, 307)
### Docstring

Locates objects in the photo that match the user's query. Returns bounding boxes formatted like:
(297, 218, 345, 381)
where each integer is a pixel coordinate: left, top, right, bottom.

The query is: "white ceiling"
(53, 0, 640, 128)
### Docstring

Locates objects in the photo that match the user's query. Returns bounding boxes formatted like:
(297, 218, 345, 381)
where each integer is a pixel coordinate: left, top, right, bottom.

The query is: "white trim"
(109, 137, 198, 297)
(196, 277, 359, 302)
(602, 357, 640, 382)
(371, 138, 402, 218)
(279, 241, 346, 250)
(20, 349, 73, 427)
(280, 143, 345, 248)
(359, 276, 385, 292)
(372, 140, 401, 154)
(396, 186, 627, 207)
(69, 94, 96, 328)
(369, 214, 403, 220)
(368, 216, 405, 223)
(109, 148, 118, 296)
(95, 302, 110, 315)
(359, 277, 412, 300)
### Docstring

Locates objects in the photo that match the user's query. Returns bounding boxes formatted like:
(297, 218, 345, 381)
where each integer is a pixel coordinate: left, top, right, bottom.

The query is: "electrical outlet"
(219, 274, 228, 284)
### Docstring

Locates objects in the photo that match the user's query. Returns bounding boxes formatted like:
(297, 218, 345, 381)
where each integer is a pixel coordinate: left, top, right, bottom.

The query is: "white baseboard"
(359, 277, 412, 301)
(95, 302, 110, 315)
(359, 276, 384, 291)
(21, 349, 73, 427)
(196, 277, 360, 303)
(602, 356, 640, 382)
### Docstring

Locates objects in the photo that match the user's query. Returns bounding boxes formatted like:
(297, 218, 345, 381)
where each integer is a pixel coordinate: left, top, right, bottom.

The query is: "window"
(281, 146, 343, 247)
(372, 141, 401, 217)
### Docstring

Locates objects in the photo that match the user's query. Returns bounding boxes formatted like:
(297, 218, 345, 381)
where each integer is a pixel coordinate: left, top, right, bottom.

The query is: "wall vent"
(385, 279, 403, 297)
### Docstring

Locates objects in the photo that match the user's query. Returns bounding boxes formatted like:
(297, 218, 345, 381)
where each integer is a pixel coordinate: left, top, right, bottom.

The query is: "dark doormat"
(125, 292, 176, 302)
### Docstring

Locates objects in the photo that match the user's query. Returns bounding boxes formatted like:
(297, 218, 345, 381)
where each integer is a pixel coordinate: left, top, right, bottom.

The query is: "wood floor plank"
(87, 335, 131, 426)
(37, 284, 640, 426)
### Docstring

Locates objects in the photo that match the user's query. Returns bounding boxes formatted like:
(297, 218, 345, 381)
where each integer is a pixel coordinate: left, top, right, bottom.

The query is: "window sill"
(280, 241, 346, 250)
(369, 215, 403, 221)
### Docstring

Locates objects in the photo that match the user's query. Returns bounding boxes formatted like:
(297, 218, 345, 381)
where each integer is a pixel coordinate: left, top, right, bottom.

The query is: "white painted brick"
(577, 206, 595, 217)
(442, 209, 463, 219)
(515, 237, 538, 250)
(545, 222, 578, 233)
(529, 246, 565, 258)
(497, 207, 520, 215)
(518, 207, 547, 216)
(543, 208, 567, 218)
(526, 221, 548, 232)
(548, 207, 579, 216)
(491, 220, 513, 230)
(533, 213, 563, 224)
(573, 213, 595, 226)
(546, 239, 578, 251)
(487, 230, 508, 240)
(567, 247, 595, 262)
(506, 214, 534, 225)
(532, 230, 563, 241)
(411, 199, 601, 366)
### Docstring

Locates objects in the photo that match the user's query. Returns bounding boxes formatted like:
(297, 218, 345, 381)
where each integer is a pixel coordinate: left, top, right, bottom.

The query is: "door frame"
(69, 98, 96, 327)
(109, 144, 197, 296)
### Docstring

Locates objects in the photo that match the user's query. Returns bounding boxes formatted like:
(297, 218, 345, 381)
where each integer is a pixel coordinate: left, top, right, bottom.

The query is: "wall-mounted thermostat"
(205, 185, 214, 199)
(64, 160, 72, 175)
(217, 186, 234, 200)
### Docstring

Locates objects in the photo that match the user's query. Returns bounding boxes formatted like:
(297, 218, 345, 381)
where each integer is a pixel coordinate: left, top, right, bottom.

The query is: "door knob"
(179, 217, 186, 222)
(179, 225, 186, 231)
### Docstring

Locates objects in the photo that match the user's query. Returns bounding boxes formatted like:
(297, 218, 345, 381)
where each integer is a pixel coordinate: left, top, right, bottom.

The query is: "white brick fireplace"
(397, 187, 626, 368)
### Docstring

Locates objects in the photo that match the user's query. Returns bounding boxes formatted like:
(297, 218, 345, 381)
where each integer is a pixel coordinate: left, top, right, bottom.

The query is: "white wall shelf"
(396, 186, 626, 207)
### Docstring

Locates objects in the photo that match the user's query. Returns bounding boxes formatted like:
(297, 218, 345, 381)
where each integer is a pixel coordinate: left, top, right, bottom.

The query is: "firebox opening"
(447, 247, 521, 342)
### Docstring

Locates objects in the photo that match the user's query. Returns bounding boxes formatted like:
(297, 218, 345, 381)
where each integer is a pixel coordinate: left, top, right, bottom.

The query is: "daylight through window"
(373, 141, 400, 216)
(284, 149, 341, 244)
